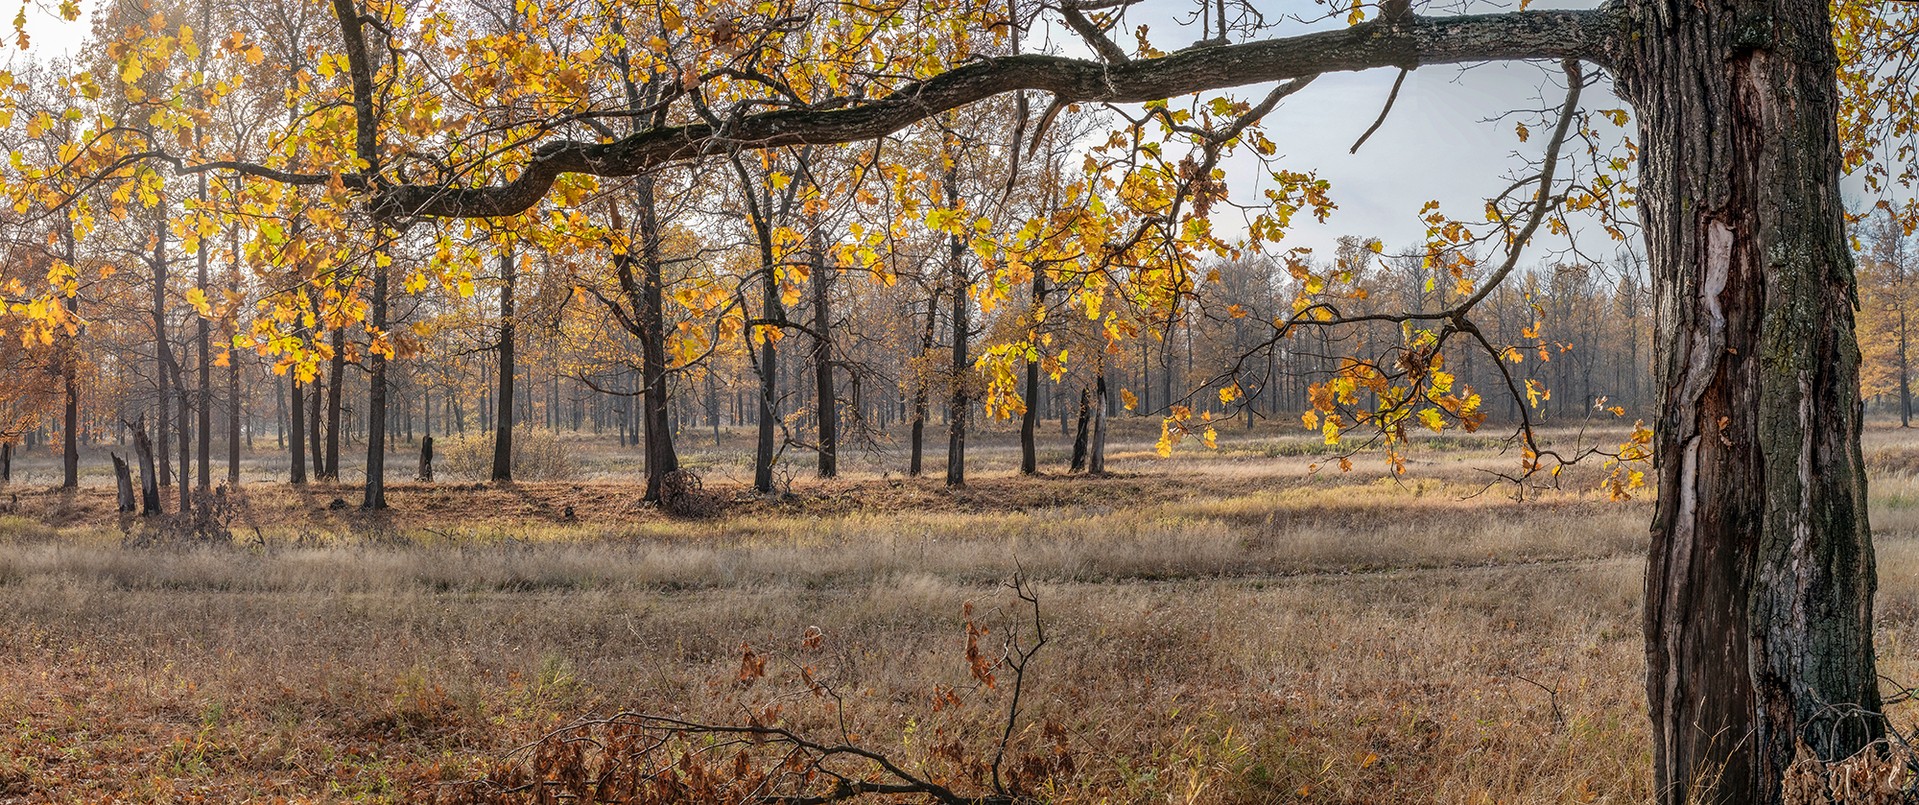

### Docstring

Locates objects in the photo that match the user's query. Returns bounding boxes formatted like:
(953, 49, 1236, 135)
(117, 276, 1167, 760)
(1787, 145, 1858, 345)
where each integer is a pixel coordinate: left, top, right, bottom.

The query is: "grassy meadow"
(6, 421, 1919, 802)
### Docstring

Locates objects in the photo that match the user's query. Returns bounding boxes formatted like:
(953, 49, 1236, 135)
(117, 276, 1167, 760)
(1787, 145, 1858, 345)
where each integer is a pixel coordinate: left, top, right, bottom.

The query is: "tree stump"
(110, 453, 136, 513)
(418, 435, 434, 482)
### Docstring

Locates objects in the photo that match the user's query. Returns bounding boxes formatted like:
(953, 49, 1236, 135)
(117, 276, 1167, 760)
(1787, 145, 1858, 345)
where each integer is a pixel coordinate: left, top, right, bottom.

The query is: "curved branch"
(369, 7, 1620, 219)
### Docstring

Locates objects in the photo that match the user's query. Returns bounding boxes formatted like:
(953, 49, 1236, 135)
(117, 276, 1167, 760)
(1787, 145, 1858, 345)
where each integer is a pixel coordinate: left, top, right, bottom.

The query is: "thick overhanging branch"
(370, 7, 1619, 219)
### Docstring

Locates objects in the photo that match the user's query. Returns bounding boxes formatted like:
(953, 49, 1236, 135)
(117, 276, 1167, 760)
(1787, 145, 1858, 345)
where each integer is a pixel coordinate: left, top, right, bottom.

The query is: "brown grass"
(1, 424, 1917, 802)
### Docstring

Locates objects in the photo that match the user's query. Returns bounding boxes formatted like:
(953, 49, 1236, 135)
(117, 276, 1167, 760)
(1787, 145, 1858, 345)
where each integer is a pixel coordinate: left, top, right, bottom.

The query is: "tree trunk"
(290, 376, 308, 484)
(132, 417, 160, 515)
(154, 214, 171, 490)
(631, 177, 680, 503)
(196, 177, 211, 492)
(1618, 1, 1883, 799)
(418, 435, 434, 482)
(910, 288, 940, 477)
(492, 249, 516, 483)
(1020, 271, 1045, 475)
(362, 253, 389, 510)
(112, 452, 135, 513)
(752, 213, 781, 495)
(944, 165, 968, 488)
(324, 327, 344, 480)
(810, 231, 837, 479)
(62, 329, 79, 489)
(308, 347, 323, 478)
(1070, 387, 1090, 473)
(1089, 370, 1107, 475)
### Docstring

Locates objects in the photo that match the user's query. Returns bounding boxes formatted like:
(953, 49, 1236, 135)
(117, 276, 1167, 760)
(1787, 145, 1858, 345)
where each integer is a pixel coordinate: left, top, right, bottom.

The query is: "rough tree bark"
(1617, 0, 1884, 799)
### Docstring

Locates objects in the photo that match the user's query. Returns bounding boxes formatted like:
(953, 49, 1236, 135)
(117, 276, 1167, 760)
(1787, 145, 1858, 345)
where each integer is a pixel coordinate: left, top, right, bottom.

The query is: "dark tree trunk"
(1020, 271, 1045, 475)
(810, 231, 837, 479)
(132, 417, 160, 515)
(308, 346, 323, 478)
(418, 435, 434, 482)
(1089, 370, 1107, 475)
(1618, 0, 1883, 799)
(909, 288, 940, 477)
(324, 327, 344, 480)
(62, 327, 79, 489)
(629, 177, 680, 503)
(1069, 387, 1090, 473)
(751, 201, 781, 494)
(196, 176, 211, 492)
(944, 166, 968, 488)
(176, 351, 190, 512)
(492, 249, 516, 483)
(228, 345, 240, 486)
(290, 376, 308, 484)
(111, 453, 135, 513)
(154, 215, 171, 490)
(362, 253, 389, 510)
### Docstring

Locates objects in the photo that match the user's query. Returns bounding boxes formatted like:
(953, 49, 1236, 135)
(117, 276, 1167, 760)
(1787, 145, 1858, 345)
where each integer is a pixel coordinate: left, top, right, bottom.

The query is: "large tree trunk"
(810, 231, 837, 479)
(492, 249, 516, 483)
(1618, 0, 1883, 799)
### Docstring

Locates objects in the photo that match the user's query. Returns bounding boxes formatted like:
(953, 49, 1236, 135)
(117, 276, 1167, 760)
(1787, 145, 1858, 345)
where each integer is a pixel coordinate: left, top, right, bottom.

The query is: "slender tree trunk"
(196, 183, 211, 491)
(176, 352, 190, 512)
(1619, 5, 1883, 799)
(751, 201, 781, 494)
(810, 231, 837, 478)
(290, 376, 308, 484)
(1020, 271, 1045, 475)
(1070, 387, 1090, 473)
(492, 249, 516, 482)
(1089, 369, 1107, 475)
(362, 250, 389, 510)
(910, 288, 940, 477)
(62, 300, 79, 489)
(324, 327, 344, 479)
(1900, 307, 1911, 427)
(154, 214, 171, 489)
(945, 166, 968, 488)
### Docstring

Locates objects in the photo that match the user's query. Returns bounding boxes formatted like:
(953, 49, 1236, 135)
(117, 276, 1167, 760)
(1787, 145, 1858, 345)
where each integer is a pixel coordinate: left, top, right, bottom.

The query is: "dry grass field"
(7, 422, 1919, 803)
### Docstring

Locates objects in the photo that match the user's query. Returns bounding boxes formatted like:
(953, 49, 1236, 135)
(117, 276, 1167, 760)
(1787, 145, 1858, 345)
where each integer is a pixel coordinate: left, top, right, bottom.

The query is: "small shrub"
(439, 429, 577, 481)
